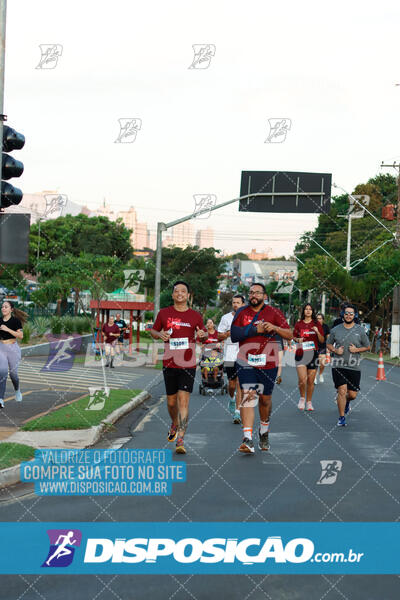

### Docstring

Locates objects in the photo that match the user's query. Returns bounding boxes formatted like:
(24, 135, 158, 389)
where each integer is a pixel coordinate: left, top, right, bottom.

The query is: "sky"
(4, 0, 400, 256)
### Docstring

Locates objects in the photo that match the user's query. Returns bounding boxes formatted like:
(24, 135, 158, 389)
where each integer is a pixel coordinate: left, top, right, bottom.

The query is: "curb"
(0, 390, 151, 490)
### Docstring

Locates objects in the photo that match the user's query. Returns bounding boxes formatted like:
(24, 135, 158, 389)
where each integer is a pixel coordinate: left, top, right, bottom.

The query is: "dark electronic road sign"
(0, 213, 30, 263)
(239, 171, 332, 214)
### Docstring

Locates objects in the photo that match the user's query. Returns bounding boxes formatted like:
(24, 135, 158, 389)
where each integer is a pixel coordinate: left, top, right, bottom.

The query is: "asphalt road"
(1, 357, 400, 599)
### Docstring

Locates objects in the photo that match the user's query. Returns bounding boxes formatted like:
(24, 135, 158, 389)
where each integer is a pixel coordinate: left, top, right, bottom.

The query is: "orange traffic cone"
(325, 349, 331, 365)
(376, 351, 386, 381)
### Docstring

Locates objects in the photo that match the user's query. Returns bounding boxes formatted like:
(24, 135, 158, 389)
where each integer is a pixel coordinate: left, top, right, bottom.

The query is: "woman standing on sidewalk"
(0, 301, 28, 409)
(293, 304, 324, 411)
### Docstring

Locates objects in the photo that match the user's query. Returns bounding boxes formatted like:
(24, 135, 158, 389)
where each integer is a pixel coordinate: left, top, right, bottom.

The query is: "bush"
(22, 324, 32, 344)
(50, 316, 62, 335)
(32, 316, 50, 338)
(74, 317, 86, 335)
(62, 316, 74, 334)
(83, 317, 94, 333)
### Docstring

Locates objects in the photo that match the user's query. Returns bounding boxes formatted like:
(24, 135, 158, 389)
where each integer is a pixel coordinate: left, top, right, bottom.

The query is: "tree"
(143, 246, 225, 312)
(29, 214, 133, 274)
(32, 253, 125, 315)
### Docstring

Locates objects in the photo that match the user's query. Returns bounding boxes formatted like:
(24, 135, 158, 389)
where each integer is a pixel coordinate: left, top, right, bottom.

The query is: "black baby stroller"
(198, 345, 228, 395)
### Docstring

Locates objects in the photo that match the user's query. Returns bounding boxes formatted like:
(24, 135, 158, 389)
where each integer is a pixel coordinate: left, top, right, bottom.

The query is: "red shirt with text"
(153, 306, 205, 369)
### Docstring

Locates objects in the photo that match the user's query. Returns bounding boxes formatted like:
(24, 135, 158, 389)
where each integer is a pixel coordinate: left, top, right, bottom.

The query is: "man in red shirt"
(231, 283, 293, 454)
(101, 315, 120, 368)
(150, 281, 207, 454)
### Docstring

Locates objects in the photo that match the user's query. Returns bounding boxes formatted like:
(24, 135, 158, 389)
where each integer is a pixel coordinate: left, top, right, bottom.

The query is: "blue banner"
(0, 522, 398, 574)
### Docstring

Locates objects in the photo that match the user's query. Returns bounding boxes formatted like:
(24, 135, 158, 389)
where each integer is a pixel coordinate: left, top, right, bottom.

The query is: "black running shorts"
(162, 367, 196, 395)
(224, 362, 238, 380)
(332, 368, 361, 391)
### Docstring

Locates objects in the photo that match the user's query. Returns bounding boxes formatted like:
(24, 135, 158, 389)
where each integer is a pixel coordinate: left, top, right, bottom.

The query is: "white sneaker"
(15, 390, 23, 402)
(0, 399, 4, 409)
(319, 374, 324, 383)
(306, 401, 314, 411)
(314, 378, 318, 385)
(298, 398, 305, 410)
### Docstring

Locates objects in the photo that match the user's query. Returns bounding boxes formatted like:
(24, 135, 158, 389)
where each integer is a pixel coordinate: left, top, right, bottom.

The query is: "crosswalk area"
(16, 360, 140, 392)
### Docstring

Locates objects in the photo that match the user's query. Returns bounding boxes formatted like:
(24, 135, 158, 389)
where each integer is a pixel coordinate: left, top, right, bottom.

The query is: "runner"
(231, 284, 292, 453)
(150, 281, 207, 454)
(326, 303, 370, 426)
(293, 304, 325, 411)
(101, 315, 120, 368)
(315, 313, 330, 384)
(0, 301, 27, 408)
(217, 294, 245, 424)
(114, 312, 127, 356)
(275, 335, 284, 385)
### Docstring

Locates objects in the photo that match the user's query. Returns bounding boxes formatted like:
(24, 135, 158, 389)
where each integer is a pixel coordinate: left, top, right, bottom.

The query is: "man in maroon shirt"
(231, 283, 293, 454)
(150, 281, 207, 454)
(101, 315, 120, 368)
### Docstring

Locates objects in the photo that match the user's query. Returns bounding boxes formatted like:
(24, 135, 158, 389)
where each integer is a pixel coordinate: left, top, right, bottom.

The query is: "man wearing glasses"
(231, 283, 293, 453)
(326, 304, 370, 427)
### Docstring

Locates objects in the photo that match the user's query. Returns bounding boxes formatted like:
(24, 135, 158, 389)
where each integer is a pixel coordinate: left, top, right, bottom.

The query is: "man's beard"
(250, 298, 263, 309)
(344, 316, 354, 324)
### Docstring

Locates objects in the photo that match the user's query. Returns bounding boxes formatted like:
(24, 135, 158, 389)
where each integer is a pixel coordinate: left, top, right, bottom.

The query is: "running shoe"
(319, 374, 324, 383)
(314, 378, 318, 385)
(15, 390, 22, 402)
(337, 416, 346, 427)
(345, 400, 351, 414)
(258, 429, 270, 451)
(239, 438, 255, 454)
(0, 399, 4, 409)
(175, 438, 186, 454)
(167, 422, 178, 442)
(276, 376, 282, 385)
(233, 411, 241, 424)
(228, 397, 236, 415)
(306, 401, 314, 411)
(298, 398, 305, 410)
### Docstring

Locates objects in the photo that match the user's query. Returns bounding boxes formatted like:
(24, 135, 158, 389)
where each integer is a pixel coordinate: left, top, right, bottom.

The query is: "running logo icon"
(42, 335, 82, 372)
(265, 118, 292, 143)
(86, 387, 110, 411)
(193, 194, 217, 219)
(188, 44, 216, 69)
(36, 44, 63, 69)
(42, 529, 82, 568)
(115, 118, 142, 143)
(317, 460, 343, 485)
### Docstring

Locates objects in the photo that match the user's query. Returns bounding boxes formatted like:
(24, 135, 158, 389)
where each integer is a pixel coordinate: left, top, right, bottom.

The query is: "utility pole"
(381, 161, 400, 358)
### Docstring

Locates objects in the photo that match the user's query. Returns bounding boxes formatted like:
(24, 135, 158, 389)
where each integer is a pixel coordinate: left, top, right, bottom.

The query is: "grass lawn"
(0, 442, 36, 470)
(22, 389, 141, 431)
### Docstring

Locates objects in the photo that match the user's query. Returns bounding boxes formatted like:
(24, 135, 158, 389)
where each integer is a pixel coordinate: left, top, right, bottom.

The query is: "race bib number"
(169, 337, 189, 350)
(300, 341, 315, 351)
(247, 353, 267, 366)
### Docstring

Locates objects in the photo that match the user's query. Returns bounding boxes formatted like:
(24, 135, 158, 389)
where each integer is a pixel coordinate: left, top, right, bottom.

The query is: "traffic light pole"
(0, 0, 7, 171)
(381, 162, 400, 358)
(153, 190, 329, 317)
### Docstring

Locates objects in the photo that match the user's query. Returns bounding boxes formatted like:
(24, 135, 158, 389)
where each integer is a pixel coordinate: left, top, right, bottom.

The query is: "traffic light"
(1, 124, 25, 209)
